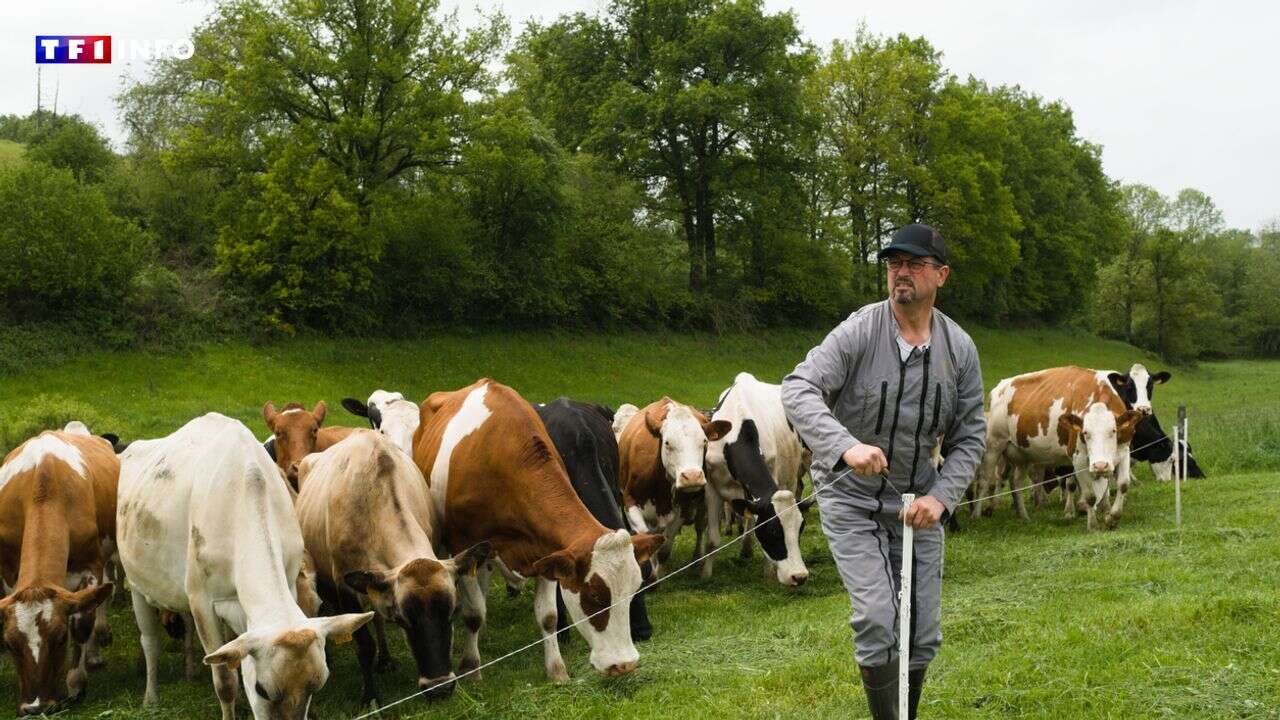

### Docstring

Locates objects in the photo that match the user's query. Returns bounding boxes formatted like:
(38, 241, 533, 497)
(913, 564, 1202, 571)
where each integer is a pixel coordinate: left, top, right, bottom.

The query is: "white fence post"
(899, 493, 916, 719)
(1176, 405, 1186, 530)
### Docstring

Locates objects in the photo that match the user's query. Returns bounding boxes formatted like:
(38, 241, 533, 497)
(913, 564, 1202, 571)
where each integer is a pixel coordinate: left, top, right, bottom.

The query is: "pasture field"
(0, 326, 1276, 719)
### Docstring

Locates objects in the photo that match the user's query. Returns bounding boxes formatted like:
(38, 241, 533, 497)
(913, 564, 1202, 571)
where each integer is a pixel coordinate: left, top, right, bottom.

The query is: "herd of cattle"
(0, 363, 1203, 717)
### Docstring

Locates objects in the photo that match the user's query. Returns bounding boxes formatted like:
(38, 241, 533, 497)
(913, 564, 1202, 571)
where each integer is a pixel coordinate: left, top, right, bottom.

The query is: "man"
(781, 223, 986, 719)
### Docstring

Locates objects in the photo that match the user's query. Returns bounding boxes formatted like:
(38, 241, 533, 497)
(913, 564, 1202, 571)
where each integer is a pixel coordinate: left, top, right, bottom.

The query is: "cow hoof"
(547, 661, 569, 684)
(1104, 514, 1121, 530)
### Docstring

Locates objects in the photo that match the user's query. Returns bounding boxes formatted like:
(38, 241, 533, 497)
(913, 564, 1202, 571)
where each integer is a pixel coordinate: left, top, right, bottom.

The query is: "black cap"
(877, 224, 947, 265)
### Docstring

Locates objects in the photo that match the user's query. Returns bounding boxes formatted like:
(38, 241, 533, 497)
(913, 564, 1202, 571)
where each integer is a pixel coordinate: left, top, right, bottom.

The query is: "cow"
(262, 401, 356, 488)
(535, 398, 654, 642)
(1132, 413, 1204, 481)
(118, 413, 373, 720)
(294, 430, 490, 705)
(617, 398, 731, 577)
(341, 391, 422, 456)
(702, 373, 812, 586)
(411, 379, 663, 682)
(1106, 363, 1170, 416)
(0, 429, 117, 716)
(612, 404, 639, 441)
(976, 366, 1144, 530)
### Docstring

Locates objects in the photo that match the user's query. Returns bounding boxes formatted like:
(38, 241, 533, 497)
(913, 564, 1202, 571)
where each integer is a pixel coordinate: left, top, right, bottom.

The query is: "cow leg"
(67, 603, 95, 703)
(457, 564, 490, 678)
(1031, 467, 1049, 509)
(1075, 469, 1106, 532)
(701, 488, 722, 579)
(494, 558, 527, 598)
(1105, 453, 1131, 530)
(190, 602, 238, 720)
(372, 616, 396, 672)
(739, 512, 757, 560)
(339, 588, 380, 706)
(534, 577, 570, 683)
(1010, 465, 1031, 521)
(970, 446, 1000, 519)
(131, 590, 164, 705)
(1062, 474, 1077, 519)
(625, 503, 651, 534)
(183, 613, 198, 681)
(657, 511, 684, 577)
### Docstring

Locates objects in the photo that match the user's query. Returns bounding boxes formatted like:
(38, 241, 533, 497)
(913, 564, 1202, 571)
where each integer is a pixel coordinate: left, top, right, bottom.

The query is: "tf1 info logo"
(35, 36, 195, 64)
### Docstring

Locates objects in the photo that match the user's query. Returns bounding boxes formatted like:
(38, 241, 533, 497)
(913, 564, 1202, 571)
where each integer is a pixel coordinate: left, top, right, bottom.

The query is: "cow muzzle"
(418, 673, 456, 699)
(1090, 461, 1113, 475)
(675, 469, 705, 490)
(603, 660, 638, 677)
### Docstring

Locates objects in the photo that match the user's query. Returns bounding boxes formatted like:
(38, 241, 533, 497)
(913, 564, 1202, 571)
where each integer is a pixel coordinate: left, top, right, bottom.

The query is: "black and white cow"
(1106, 363, 1170, 416)
(341, 390, 421, 454)
(1130, 413, 1205, 481)
(535, 398, 654, 642)
(703, 373, 813, 586)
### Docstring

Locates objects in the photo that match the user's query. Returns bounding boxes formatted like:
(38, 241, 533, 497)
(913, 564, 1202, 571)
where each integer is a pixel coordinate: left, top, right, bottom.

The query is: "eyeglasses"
(885, 258, 943, 272)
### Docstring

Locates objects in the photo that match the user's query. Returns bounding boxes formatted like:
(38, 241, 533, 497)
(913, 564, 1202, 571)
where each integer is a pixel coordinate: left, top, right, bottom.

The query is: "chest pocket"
(930, 376, 957, 440)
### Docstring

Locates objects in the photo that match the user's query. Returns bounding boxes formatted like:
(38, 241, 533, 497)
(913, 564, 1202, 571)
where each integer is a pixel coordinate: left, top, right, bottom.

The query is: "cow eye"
(255, 681, 273, 702)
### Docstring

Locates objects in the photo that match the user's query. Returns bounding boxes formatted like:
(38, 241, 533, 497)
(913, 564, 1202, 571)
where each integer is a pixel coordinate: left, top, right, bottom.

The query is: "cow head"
(530, 529, 663, 677)
(0, 583, 113, 715)
(1108, 364, 1170, 415)
(342, 391, 421, 455)
(1058, 403, 1144, 476)
(263, 401, 326, 486)
(343, 542, 490, 697)
(645, 399, 731, 491)
(204, 611, 373, 720)
(718, 420, 810, 586)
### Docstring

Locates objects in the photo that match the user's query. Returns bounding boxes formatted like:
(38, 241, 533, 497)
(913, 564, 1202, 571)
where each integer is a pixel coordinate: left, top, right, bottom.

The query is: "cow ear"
(1117, 410, 1144, 442)
(263, 402, 279, 428)
(1057, 413, 1083, 435)
(1152, 371, 1171, 384)
(312, 401, 327, 425)
(344, 570, 393, 595)
(630, 533, 664, 565)
(263, 437, 277, 462)
(702, 420, 732, 442)
(314, 612, 375, 646)
(530, 549, 579, 584)
(204, 634, 255, 670)
(644, 400, 671, 436)
(452, 541, 492, 576)
(1107, 372, 1130, 390)
(341, 398, 369, 418)
(99, 433, 120, 447)
(67, 582, 114, 615)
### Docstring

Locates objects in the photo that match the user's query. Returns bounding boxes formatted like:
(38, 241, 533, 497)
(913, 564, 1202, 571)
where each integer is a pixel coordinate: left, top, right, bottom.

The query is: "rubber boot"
(908, 667, 927, 719)
(859, 664, 898, 720)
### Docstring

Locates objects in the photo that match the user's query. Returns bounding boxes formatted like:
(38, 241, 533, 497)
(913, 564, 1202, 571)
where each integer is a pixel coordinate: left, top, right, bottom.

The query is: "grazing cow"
(411, 379, 663, 682)
(118, 413, 373, 720)
(1106, 363, 1170, 415)
(262, 401, 356, 488)
(617, 398, 731, 576)
(978, 367, 1143, 530)
(341, 391, 422, 455)
(535, 398, 654, 642)
(702, 373, 813, 586)
(294, 430, 490, 705)
(1130, 413, 1205, 481)
(0, 429, 117, 716)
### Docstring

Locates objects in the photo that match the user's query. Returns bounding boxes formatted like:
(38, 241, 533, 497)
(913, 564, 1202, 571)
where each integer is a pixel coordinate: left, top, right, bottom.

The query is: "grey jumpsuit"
(781, 300, 986, 669)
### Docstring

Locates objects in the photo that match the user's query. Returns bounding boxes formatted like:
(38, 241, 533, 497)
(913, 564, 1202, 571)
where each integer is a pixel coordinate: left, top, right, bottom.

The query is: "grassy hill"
(0, 326, 1275, 719)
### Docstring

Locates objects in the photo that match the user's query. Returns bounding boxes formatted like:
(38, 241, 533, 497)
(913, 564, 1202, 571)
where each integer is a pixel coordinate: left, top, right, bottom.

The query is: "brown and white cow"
(295, 429, 489, 705)
(0, 429, 117, 715)
(617, 398, 730, 576)
(976, 366, 1144, 530)
(262, 401, 356, 488)
(411, 379, 663, 682)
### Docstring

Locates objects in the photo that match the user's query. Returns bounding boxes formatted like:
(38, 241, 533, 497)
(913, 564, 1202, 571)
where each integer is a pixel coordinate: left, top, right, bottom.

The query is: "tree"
(512, 0, 814, 293)
(24, 116, 115, 184)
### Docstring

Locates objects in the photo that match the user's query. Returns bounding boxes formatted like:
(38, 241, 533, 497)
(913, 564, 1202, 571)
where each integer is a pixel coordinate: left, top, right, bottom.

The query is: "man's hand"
(842, 443, 888, 476)
(901, 495, 946, 529)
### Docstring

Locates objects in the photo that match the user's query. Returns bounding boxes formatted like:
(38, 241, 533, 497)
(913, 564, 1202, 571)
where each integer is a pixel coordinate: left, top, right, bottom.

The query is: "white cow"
(118, 413, 372, 720)
(703, 373, 812, 586)
(612, 403, 639, 441)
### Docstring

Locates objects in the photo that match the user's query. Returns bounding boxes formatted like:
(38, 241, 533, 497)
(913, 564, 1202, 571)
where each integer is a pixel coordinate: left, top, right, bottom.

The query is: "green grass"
(0, 140, 23, 168)
(0, 326, 1276, 719)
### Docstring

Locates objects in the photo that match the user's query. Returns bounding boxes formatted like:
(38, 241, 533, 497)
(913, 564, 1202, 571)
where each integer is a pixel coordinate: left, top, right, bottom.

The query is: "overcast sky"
(3, 0, 1276, 230)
